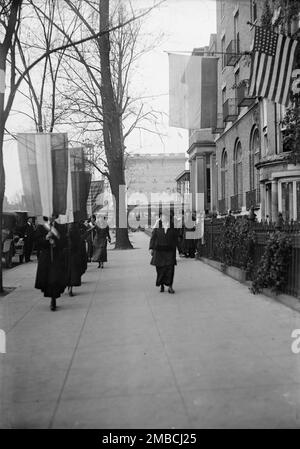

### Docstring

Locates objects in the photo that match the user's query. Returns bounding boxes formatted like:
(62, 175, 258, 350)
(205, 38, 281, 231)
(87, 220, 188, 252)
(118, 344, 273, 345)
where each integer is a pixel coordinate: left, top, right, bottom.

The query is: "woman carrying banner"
(34, 215, 67, 311)
(92, 215, 111, 268)
(149, 212, 179, 294)
(65, 222, 85, 297)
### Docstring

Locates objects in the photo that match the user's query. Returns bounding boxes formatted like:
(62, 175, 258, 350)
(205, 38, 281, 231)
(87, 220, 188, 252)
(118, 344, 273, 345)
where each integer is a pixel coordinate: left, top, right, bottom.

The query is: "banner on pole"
(169, 54, 218, 129)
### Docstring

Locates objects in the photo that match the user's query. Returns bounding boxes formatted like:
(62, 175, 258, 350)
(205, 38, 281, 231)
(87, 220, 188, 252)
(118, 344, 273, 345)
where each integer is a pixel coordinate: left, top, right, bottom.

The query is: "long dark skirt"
(35, 250, 66, 299)
(92, 240, 107, 262)
(66, 249, 82, 287)
(156, 265, 175, 287)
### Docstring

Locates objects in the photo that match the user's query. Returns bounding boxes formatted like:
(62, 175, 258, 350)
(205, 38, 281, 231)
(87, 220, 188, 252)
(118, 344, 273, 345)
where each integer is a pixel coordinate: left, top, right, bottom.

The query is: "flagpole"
(274, 103, 278, 155)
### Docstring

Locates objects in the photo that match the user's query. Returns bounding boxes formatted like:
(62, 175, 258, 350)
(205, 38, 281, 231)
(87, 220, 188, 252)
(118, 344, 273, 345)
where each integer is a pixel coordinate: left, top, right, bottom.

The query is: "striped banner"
(249, 26, 298, 106)
(17, 133, 69, 219)
(71, 171, 92, 222)
(70, 146, 91, 221)
(17, 134, 42, 216)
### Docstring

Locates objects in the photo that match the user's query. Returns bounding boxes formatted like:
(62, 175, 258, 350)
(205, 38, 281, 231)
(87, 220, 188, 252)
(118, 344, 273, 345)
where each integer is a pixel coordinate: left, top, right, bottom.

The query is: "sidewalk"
(1, 231, 300, 429)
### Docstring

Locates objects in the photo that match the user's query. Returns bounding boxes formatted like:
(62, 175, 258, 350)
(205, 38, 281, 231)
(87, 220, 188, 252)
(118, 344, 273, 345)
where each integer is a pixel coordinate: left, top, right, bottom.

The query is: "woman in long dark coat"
(92, 215, 111, 268)
(84, 215, 96, 262)
(149, 212, 178, 294)
(66, 222, 85, 297)
(34, 216, 67, 311)
(182, 211, 196, 258)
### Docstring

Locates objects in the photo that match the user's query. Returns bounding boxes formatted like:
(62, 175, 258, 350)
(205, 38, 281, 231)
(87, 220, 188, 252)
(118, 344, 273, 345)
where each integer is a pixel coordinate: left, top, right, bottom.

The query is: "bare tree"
(0, 0, 23, 292)
(0, 0, 165, 289)
(52, 0, 164, 248)
(15, 0, 74, 132)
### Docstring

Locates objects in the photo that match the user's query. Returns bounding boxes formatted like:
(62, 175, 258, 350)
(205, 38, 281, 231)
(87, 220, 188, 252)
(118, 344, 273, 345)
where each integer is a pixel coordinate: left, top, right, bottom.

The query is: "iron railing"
(197, 219, 300, 298)
(230, 193, 243, 212)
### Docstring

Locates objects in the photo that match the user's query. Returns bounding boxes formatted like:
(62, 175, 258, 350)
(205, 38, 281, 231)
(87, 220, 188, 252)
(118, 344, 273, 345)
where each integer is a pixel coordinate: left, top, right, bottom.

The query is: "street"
(1, 231, 300, 429)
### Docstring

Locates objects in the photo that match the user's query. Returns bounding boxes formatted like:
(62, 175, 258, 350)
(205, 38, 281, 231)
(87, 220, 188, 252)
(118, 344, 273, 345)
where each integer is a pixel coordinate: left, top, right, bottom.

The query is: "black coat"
(34, 223, 67, 298)
(66, 227, 85, 287)
(149, 227, 178, 267)
(92, 225, 111, 262)
(24, 222, 35, 241)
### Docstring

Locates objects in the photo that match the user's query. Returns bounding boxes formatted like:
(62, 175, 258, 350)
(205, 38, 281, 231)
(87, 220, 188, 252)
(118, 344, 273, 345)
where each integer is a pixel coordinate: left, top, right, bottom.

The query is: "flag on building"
(249, 26, 298, 106)
(169, 54, 218, 129)
(17, 133, 68, 218)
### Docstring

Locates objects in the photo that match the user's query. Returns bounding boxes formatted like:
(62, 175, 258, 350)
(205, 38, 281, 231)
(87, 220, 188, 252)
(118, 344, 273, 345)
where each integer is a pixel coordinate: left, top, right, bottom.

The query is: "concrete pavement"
(1, 231, 300, 428)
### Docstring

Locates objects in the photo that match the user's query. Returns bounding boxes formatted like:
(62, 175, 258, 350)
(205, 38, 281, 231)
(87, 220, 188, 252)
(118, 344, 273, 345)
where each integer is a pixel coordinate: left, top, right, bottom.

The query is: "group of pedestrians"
(34, 214, 111, 311)
(149, 211, 201, 294)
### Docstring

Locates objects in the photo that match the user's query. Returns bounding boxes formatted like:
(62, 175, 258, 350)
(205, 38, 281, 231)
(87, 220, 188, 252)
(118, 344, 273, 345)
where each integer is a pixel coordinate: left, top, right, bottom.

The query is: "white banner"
(35, 134, 53, 218)
(169, 54, 217, 130)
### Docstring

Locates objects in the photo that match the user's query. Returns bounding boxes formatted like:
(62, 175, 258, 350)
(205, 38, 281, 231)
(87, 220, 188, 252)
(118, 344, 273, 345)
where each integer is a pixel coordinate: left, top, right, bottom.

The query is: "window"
(281, 182, 294, 222)
(297, 181, 300, 220)
(234, 11, 240, 54)
(279, 180, 300, 222)
(221, 149, 228, 200)
(221, 0, 226, 19)
(234, 69, 240, 92)
(262, 99, 268, 155)
(222, 86, 226, 105)
(250, 0, 257, 23)
(262, 99, 268, 128)
(234, 140, 243, 199)
(249, 127, 260, 192)
(221, 36, 226, 69)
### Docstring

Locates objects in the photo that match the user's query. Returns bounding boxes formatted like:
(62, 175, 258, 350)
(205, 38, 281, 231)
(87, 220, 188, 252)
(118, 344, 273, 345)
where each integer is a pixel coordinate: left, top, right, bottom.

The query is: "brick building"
(214, 0, 300, 222)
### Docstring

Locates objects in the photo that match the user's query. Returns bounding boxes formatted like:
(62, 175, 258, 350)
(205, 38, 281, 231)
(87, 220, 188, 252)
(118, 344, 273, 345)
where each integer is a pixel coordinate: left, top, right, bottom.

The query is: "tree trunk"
(0, 0, 23, 291)
(0, 117, 5, 293)
(99, 0, 132, 249)
(0, 53, 6, 292)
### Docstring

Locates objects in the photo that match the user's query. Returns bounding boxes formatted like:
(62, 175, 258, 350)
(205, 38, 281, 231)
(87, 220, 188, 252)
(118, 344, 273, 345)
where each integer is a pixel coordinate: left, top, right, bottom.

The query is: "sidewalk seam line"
(48, 270, 102, 429)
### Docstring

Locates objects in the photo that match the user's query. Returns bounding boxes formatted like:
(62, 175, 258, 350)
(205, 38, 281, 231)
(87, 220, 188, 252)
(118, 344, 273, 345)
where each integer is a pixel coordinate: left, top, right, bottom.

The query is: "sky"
(3, 0, 216, 202)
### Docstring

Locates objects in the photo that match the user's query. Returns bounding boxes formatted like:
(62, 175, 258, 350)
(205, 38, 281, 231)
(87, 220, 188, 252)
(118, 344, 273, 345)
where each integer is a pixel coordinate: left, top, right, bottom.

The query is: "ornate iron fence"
(198, 219, 300, 298)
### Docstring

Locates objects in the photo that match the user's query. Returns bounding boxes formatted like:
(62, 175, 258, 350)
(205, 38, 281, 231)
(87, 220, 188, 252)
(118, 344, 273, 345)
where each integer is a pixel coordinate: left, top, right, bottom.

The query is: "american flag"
(249, 26, 298, 106)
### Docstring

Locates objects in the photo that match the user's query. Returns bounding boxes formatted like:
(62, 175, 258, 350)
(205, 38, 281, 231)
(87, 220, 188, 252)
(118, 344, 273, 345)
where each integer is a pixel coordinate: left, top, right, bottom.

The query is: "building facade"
(125, 153, 186, 206)
(214, 0, 300, 222)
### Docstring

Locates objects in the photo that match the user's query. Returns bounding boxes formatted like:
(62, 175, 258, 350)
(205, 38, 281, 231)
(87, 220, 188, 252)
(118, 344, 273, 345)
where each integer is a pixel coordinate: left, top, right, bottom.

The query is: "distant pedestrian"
(276, 212, 284, 229)
(182, 211, 196, 258)
(92, 215, 111, 268)
(84, 215, 96, 262)
(24, 217, 35, 262)
(34, 215, 67, 311)
(149, 212, 178, 294)
(225, 209, 235, 226)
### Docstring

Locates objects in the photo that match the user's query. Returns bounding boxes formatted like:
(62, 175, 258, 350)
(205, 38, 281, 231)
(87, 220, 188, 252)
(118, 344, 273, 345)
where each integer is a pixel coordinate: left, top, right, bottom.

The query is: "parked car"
(1, 211, 28, 268)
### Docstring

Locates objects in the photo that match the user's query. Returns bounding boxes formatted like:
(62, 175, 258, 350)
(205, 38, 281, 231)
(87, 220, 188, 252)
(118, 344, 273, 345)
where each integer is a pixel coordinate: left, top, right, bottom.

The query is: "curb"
(198, 256, 300, 314)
